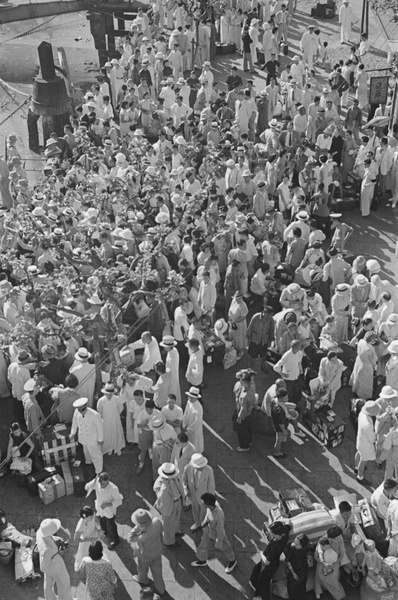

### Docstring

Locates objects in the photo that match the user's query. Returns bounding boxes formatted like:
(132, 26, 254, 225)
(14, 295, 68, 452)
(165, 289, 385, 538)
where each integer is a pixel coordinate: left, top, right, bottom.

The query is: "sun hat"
(155, 212, 169, 224)
(226, 159, 235, 168)
(24, 378, 37, 392)
(355, 274, 368, 286)
(388, 340, 398, 354)
(214, 318, 228, 335)
(134, 129, 144, 136)
(87, 293, 103, 305)
(131, 509, 152, 527)
(269, 118, 279, 128)
(73, 397, 89, 409)
(39, 518, 61, 538)
(17, 349, 31, 364)
(242, 169, 251, 177)
(149, 416, 165, 430)
(296, 211, 309, 220)
(387, 314, 398, 325)
(75, 347, 91, 360)
(190, 453, 208, 468)
(158, 462, 179, 478)
(363, 401, 381, 417)
(155, 52, 164, 59)
(119, 229, 134, 241)
(110, 58, 119, 65)
(336, 283, 350, 292)
(286, 283, 301, 293)
(379, 385, 397, 399)
(186, 386, 201, 399)
(101, 382, 116, 395)
(159, 335, 177, 348)
(366, 259, 381, 274)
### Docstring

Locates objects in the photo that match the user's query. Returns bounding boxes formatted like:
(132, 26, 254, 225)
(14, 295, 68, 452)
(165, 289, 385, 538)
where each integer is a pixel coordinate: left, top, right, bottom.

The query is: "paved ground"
(1, 1, 398, 599)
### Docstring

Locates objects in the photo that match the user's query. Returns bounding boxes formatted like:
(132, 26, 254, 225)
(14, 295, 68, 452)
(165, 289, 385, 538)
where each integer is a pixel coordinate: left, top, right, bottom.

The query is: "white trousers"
(83, 442, 103, 474)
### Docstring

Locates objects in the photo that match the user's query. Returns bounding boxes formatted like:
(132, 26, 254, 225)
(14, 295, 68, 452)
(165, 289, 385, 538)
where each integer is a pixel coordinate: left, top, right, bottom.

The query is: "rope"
(0, 298, 165, 471)
(0, 96, 31, 128)
(0, 78, 31, 98)
(0, 15, 57, 46)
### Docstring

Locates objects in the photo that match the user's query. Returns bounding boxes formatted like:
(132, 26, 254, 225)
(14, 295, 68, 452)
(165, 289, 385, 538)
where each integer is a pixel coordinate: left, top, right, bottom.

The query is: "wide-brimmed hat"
(131, 509, 152, 527)
(39, 518, 61, 537)
(42, 344, 56, 358)
(380, 385, 397, 399)
(388, 340, 398, 354)
(355, 274, 368, 286)
(296, 211, 309, 221)
(24, 378, 37, 392)
(190, 453, 208, 468)
(269, 118, 279, 129)
(366, 259, 380, 273)
(101, 382, 116, 395)
(214, 318, 228, 335)
(75, 347, 91, 361)
(158, 462, 179, 478)
(388, 314, 398, 325)
(155, 212, 169, 224)
(149, 416, 165, 430)
(160, 335, 177, 348)
(286, 283, 300, 293)
(363, 401, 381, 417)
(87, 293, 103, 305)
(119, 229, 134, 241)
(186, 386, 201, 399)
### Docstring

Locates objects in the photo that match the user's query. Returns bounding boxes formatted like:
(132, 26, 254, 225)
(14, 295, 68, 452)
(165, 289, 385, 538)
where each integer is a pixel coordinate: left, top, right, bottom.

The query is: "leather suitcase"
(215, 42, 236, 55)
(341, 367, 352, 387)
(71, 463, 89, 497)
(279, 487, 314, 517)
(282, 43, 288, 56)
(25, 466, 61, 497)
(347, 171, 361, 192)
(265, 348, 281, 364)
(358, 498, 386, 542)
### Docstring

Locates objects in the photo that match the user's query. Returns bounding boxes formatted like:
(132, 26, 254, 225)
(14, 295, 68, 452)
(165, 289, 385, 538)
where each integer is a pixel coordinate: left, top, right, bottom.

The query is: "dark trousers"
(285, 379, 302, 405)
(237, 416, 252, 449)
(99, 515, 119, 544)
(14, 398, 25, 424)
(314, 215, 331, 238)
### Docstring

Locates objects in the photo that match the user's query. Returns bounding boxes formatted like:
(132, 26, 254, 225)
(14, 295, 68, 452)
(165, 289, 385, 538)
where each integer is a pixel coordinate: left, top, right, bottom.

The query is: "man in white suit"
(339, 0, 352, 44)
(170, 432, 196, 472)
(182, 453, 215, 531)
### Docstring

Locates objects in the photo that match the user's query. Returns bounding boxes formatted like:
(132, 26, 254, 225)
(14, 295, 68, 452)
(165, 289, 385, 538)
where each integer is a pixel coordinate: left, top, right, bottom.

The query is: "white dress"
(183, 399, 204, 453)
(96, 394, 126, 455)
(166, 348, 181, 405)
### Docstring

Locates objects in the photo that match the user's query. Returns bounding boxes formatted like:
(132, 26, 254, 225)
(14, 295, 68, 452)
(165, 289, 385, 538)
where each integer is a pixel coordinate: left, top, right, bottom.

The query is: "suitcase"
(25, 466, 61, 497)
(332, 198, 356, 212)
(349, 397, 365, 431)
(60, 462, 74, 496)
(269, 503, 288, 523)
(358, 498, 386, 542)
(287, 508, 336, 542)
(282, 43, 288, 56)
(215, 42, 236, 55)
(265, 348, 281, 365)
(347, 171, 362, 192)
(311, 406, 345, 447)
(279, 488, 314, 517)
(71, 463, 90, 497)
(341, 367, 352, 387)
(305, 388, 331, 412)
(339, 342, 357, 369)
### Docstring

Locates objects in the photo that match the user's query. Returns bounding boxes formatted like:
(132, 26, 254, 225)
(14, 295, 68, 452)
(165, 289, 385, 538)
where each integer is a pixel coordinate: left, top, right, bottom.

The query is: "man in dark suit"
(278, 120, 300, 153)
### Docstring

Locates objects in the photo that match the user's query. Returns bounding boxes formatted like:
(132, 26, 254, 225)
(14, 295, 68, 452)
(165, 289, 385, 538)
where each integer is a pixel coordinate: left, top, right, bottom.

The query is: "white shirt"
(371, 482, 392, 522)
(129, 337, 161, 372)
(274, 349, 303, 380)
(85, 478, 123, 518)
(71, 407, 104, 445)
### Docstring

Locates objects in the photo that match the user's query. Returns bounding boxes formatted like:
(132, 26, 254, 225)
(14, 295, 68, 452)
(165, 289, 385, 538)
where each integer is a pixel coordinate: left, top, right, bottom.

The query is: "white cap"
(73, 397, 89, 408)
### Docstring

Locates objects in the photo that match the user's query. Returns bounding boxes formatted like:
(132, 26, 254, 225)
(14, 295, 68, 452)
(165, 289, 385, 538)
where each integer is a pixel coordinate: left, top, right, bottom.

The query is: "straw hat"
(131, 509, 152, 527)
(363, 401, 381, 417)
(149, 416, 165, 431)
(190, 453, 208, 469)
(75, 347, 91, 361)
(39, 518, 61, 537)
(186, 386, 201, 399)
(158, 462, 179, 479)
(159, 335, 177, 348)
(101, 382, 116, 395)
(379, 385, 397, 399)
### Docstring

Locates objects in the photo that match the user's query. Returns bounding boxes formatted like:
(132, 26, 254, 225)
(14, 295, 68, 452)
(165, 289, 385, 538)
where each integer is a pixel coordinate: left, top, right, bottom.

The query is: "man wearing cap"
(69, 347, 96, 408)
(153, 462, 185, 546)
(182, 453, 215, 531)
(128, 509, 166, 595)
(300, 25, 318, 70)
(71, 398, 104, 474)
(85, 472, 123, 550)
(36, 517, 74, 600)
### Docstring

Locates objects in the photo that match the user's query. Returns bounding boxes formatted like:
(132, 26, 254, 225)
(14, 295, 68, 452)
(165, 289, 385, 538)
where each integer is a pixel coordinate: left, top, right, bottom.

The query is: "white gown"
(96, 394, 126, 455)
(166, 348, 181, 406)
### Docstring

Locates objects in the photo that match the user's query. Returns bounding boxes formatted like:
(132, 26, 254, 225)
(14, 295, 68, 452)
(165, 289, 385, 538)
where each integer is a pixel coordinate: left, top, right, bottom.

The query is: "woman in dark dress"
(250, 520, 289, 599)
(285, 533, 310, 600)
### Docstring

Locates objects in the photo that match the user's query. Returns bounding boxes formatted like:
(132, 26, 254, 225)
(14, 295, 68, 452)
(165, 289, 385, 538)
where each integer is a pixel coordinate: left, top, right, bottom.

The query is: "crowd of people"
(0, 0, 398, 599)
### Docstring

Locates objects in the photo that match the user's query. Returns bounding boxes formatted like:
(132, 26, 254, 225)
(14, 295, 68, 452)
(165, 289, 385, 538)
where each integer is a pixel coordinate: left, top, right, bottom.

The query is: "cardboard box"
(38, 474, 66, 505)
(60, 462, 74, 496)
